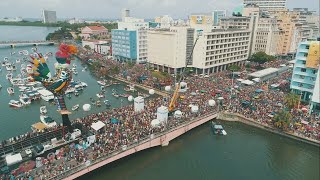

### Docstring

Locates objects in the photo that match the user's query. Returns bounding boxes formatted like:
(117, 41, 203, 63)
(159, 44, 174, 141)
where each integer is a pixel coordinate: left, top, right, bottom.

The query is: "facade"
(189, 14, 213, 31)
(80, 26, 108, 40)
(82, 40, 111, 55)
(147, 27, 195, 74)
(112, 30, 137, 61)
(220, 16, 251, 29)
(290, 40, 320, 112)
(42, 10, 57, 23)
(122, 9, 130, 22)
(68, 18, 85, 24)
(192, 29, 251, 74)
(212, 10, 227, 26)
(243, 0, 287, 11)
(154, 15, 174, 28)
(253, 17, 281, 55)
(116, 17, 149, 63)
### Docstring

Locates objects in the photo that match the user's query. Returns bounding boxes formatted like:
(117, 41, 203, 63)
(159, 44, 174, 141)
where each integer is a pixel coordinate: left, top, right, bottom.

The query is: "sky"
(0, 0, 318, 19)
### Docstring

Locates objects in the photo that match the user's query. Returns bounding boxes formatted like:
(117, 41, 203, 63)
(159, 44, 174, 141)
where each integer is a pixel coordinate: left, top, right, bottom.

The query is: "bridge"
(0, 40, 55, 48)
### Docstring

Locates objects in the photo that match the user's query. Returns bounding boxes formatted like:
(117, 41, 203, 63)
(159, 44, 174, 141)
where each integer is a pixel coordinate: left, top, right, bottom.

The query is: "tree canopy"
(284, 93, 300, 109)
(228, 64, 241, 71)
(273, 110, 292, 130)
(248, 52, 275, 64)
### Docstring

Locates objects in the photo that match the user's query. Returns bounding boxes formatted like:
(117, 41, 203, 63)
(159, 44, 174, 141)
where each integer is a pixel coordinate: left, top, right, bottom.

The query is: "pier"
(0, 40, 55, 48)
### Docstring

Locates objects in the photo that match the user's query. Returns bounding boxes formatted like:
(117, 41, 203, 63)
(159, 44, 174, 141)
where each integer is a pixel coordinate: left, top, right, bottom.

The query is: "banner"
(306, 42, 320, 69)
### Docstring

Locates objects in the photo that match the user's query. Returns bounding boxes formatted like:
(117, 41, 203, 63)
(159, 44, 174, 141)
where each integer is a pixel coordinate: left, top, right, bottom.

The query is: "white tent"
(191, 105, 199, 113)
(237, 79, 244, 82)
(91, 121, 105, 131)
(217, 97, 224, 100)
(6, 153, 22, 166)
(151, 119, 161, 127)
(271, 84, 280, 88)
(241, 80, 254, 85)
(252, 78, 260, 82)
(174, 110, 182, 118)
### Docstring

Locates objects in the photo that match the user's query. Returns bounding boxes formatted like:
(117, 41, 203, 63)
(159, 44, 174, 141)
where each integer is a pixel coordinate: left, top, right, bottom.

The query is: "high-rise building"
(290, 39, 320, 113)
(122, 9, 130, 21)
(212, 10, 227, 26)
(42, 10, 57, 23)
(243, 0, 287, 11)
(192, 29, 251, 74)
(147, 27, 195, 74)
(112, 9, 149, 63)
(189, 14, 213, 31)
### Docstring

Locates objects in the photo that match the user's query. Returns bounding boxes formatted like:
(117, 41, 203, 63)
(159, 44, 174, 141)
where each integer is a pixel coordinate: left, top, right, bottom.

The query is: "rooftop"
(248, 68, 279, 78)
(85, 26, 107, 31)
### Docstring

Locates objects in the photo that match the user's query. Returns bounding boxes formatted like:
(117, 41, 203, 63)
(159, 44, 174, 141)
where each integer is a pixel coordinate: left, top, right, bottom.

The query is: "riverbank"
(218, 112, 320, 147)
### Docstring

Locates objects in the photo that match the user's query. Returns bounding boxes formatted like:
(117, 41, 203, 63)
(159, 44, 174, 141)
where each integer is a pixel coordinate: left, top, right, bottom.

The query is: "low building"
(82, 40, 111, 55)
(248, 68, 280, 81)
(290, 39, 320, 113)
(80, 26, 108, 40)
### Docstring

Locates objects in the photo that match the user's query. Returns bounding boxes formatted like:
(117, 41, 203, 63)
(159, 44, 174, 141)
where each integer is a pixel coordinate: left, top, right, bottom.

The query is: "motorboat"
(112, 92, 119, 98)
(7, 87, 14, 95)
(10, 52, 16, 55)
(96, 100, 101, 107)
(73, 64, 77, 68)
(19, 51, 23, 55)
(79, 82, 88, 87)
(1, 61, 6, 67)
(65, 87, 75, 94)
(4, 57, 9, 61)
(74, 90, 79, 96)
(73, 70, 78, 75)
(96, 93, 105, 98)
(20, 97, 31, 105)
(11, 64, 17, 71)
(211, 121, 227, 135)
(103, 100, 111, 107)
(72, 104, 79, 111)
(40, 115, 57, 128)
(100, 86, 106, 92)
(0, 84, 2, 90)
(97, 80, 106, 86)
(10, 78, 25, 86)
(9, 100, 23, 108)
(40, 106, 47, 114)
(6, 73, 13, 80)
(5, 64, 13, 71)
(38, 89, 54, 101)
(23, 50, 29, 56)
(16, 59, 21, 64)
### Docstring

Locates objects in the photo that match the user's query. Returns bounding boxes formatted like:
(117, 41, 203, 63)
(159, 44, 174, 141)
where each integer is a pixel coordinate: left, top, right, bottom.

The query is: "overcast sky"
(0, 0, 318, 19)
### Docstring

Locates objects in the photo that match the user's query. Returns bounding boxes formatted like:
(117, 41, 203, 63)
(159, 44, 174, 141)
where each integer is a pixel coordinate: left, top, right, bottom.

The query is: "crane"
(168, 35, 200, 112)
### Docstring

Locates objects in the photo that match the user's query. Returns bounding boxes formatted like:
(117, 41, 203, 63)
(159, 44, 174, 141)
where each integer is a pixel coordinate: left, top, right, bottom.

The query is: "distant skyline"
(0, 0, 318, 19)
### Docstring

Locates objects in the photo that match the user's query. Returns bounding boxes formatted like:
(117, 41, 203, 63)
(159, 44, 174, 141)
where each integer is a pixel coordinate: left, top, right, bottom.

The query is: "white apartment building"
(253, 17, 281, 55)
(117, 16, 149, 63)
(147, 27, 195, 74)
(243, 0, 287, 11)
(193, 29, 251, 74)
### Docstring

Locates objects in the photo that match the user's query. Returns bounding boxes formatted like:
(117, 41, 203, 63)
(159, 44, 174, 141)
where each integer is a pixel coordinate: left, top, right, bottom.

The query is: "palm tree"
(284, 93, 300, 109)
(273, 110, 292, 130)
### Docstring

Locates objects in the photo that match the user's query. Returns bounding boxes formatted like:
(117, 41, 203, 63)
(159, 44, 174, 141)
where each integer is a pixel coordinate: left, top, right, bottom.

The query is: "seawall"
(61, 113, 218, 180)
(218, 112, 320, 147)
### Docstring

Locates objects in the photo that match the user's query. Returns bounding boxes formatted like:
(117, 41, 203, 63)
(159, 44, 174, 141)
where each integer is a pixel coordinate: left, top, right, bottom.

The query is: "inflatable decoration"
(28, 44, 78, 132)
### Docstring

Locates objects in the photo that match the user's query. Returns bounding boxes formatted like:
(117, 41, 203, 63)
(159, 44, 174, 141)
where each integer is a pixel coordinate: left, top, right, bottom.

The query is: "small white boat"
(5, 64, 13, 71)
(21, 64, 26, 69)
(97, 80, 106, 86)
(11, 65, 17, 71)
(16, 59, 21, 64)
(6, 73, 13, 80)
(80, 82, 88, 87)
(73, 70, 78, 75)
(9, 100, 23, 108)
(40, 115, 57, 128)
(7, 87, 14, 95)
(4, 57, 9, 61)
(23, 50, 29, 56)
(73, 64, 77, 68)
(20, 97, 31, 105)
(96, 93, 105, 98)
(112, 92, 119, 98)
(19, 51, 23, 55)
(10, 52, 16, 56)
(0, 84, 2, 89)
(1, 62, 6, 67)
(40, 106, 47, 114)
(72, 104, 79, 111)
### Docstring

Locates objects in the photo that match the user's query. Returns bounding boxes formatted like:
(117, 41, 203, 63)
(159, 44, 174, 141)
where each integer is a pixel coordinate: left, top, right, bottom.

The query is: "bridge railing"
(0, 40, 54, 44)
(47, 111, 218, 180)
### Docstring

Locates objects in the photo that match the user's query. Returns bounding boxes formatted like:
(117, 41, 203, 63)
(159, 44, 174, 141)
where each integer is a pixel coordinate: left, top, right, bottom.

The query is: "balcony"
(290, 85, 314, 93)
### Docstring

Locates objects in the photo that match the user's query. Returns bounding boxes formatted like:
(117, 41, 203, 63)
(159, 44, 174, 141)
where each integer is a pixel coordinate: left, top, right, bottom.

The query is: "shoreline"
(218, 112, 320, 147)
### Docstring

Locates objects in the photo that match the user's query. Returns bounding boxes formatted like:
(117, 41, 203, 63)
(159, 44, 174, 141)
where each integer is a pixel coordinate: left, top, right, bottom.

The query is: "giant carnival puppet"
(28, 44, 78, 132)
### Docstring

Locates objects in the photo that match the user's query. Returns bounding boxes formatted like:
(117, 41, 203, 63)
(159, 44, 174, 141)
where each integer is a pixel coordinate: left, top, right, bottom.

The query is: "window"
(313, 70, 317, 74)
(301, 68, 306, 72)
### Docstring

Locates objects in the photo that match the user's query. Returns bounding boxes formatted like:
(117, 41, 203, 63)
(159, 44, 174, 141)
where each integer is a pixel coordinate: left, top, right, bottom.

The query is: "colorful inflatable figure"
(28, 44, 78, 131)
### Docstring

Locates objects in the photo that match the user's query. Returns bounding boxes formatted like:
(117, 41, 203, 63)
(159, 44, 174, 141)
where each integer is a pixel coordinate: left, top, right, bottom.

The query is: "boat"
(5, 64, 13, 71)
(96, 100, 101, 106)
(1, 61, 6, 67)
(10, 52, 15, 56)
(9, 100, 23, 108)
(80, 82, 88, 87)
(74, 90, 79, 96)
(23, 50, 29, 56)
(40, 115, 57, 128)
(4, 57, 9, 61)
(40, 106, 47, 114)
(96, 93, 105, 98)
(20, 97, 31, 105)
(211, 121, 227, 135)
(100, 86, 106, 92)
(103, 100, 111, 107)
(12, 64, 17, 71)
(38, 89, 54, 101)
(72, 104, 79, 111)
(67, 93, 72, 99)
(16, 59, 21, 64)
(73, 70, 78, 75)
(0, 84, 2, 89)
(19, 51, 23, 55)
(97, 80, 106, 86)
(7, 87, 14, 95)
(112, 92, 119, 98)
(73, 64, 77, 68)
(6, 73, 13, 80)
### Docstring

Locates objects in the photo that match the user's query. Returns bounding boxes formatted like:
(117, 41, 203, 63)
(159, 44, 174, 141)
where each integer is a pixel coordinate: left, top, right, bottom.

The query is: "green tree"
(249, 51, 275, 64)
(273, 110, 292, 130)
(228, 64, 241, 71)
(84, 45, 91, 50)
(284, 93, 300, 109)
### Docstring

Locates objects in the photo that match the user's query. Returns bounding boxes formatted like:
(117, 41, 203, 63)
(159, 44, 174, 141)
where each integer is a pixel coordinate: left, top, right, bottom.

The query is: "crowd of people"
(1, 48, 319, 180)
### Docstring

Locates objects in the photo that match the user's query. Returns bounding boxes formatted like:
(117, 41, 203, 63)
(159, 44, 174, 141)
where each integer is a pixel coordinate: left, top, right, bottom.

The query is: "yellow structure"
(306, 42, 320, 69)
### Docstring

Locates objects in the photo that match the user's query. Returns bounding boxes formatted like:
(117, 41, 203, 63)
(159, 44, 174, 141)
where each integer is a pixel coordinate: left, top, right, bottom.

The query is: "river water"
(0, 26, 319, 180)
